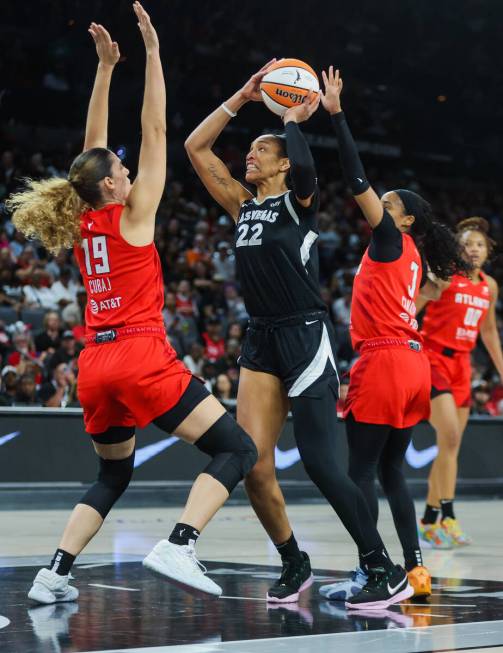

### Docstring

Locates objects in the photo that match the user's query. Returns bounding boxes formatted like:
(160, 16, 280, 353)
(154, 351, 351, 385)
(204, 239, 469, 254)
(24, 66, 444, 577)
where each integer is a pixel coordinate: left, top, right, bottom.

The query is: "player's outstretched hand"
(88, 23, 120, 67)
(321, 66, 343, 115)
(283, 90, 321, 124)
(239, 59, 277, 102)
(133, 1, 159, 53)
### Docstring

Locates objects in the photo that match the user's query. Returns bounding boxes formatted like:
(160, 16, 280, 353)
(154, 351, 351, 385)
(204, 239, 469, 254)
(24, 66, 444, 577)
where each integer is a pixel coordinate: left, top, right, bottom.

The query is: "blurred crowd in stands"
(1, 0, 502, 413)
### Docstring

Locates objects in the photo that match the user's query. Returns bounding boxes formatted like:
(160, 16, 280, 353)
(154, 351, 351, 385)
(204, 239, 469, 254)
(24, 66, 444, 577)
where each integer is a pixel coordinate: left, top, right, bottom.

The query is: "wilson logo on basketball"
(275, 88, 307, 104)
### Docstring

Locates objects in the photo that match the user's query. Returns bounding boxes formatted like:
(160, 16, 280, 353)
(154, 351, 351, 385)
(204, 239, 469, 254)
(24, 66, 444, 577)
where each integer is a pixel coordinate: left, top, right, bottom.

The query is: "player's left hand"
(283, 90, 321, 124)
(133, 1, 160, 53)
(320, 66, 343, 115)
(88, 23, 120, 67)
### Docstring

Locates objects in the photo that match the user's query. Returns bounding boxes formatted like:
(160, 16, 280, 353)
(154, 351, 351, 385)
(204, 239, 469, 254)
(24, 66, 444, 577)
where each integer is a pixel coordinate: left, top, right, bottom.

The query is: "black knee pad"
(195, 413, 258, 493)
(80, 451, 135, 519)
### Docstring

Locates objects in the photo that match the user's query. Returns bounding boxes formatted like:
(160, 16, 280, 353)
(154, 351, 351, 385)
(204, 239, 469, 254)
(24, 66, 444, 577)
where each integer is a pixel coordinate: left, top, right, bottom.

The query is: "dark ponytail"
(394, 189, 470, 280)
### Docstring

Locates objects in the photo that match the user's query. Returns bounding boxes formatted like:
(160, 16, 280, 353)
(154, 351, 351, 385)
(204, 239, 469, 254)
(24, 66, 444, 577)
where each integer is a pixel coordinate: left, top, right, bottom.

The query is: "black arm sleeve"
(284, 121, 317, 200)
(331, 112, 370, 195)
(368, 210, 403, 262)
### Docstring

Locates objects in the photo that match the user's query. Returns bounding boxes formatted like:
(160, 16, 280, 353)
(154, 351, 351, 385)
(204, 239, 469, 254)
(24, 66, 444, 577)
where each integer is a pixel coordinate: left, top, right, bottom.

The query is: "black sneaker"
(345, 565, 413, 610)
(266, 552, 313, 603)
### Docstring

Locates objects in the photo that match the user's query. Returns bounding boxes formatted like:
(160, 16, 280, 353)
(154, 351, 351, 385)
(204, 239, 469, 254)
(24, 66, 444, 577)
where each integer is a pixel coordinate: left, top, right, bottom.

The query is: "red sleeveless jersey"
(74, 204, 164, 333)
(420, 272, 490, 352)
(350, 233, 423, 351)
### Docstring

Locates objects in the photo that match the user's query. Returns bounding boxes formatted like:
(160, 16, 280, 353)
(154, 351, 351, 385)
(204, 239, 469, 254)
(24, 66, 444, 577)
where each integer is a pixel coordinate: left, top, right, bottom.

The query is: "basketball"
(260, 58, 319, 117)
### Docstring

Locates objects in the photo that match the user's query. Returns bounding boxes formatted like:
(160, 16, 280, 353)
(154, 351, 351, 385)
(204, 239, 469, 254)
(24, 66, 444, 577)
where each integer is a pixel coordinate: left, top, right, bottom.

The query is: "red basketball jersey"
(74, 204, 164, 333)
(350, 233, 423, 351)
(421, 272, 490, 352)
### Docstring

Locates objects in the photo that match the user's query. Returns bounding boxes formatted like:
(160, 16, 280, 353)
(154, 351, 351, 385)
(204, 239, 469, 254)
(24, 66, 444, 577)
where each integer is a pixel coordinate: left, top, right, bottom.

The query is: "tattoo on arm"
(208, 163, 229, 188)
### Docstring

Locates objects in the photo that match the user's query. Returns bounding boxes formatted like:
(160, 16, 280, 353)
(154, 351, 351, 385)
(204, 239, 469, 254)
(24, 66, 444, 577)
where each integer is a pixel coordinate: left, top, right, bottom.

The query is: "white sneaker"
(28, 568, 79, 605)
(143, 540, 222, 597)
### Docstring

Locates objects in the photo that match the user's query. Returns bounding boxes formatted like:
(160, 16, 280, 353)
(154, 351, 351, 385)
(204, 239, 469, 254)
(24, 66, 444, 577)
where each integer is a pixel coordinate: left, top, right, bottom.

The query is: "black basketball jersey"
(234, 188, 325, 317)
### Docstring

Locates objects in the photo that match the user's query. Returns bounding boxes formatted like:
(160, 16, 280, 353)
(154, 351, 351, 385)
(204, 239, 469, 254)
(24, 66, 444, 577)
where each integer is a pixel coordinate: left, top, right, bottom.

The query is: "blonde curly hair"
(7, 178, 83, 254)
(6, 147, 113, 254)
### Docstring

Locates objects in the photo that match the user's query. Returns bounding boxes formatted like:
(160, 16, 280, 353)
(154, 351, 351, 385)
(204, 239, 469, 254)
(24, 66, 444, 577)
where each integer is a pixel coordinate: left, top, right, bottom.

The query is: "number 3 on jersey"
(236, 223, 263, 248)
(82, 236, 110, 275)
(408, 261, 419, 298)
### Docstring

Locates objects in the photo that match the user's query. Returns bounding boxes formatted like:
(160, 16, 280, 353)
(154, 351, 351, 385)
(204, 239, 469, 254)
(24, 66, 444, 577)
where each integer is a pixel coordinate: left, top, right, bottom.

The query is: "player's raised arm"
(184, 61, 276, 221)
(120, 2, 166, 247)
(282, 91, 320, 208)
(84, 23, 120, 151)
(320, 67, 383, 228)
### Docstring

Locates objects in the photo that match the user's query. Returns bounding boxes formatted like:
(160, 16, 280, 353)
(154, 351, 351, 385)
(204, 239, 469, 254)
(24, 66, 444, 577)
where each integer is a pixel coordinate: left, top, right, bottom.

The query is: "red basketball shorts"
(343, 343, 431, 428)
(425, 346, 471, 408)
(78, 335, 192, 434)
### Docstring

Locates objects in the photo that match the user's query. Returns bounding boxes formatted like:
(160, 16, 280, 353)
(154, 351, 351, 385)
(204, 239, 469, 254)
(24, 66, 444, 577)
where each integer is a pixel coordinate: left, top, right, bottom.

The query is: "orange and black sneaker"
(407, 565, 432, 598)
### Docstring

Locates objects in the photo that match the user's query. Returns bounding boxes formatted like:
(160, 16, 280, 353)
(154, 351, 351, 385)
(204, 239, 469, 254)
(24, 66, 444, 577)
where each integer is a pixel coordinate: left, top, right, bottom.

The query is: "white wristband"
(221, 102, 237, 118)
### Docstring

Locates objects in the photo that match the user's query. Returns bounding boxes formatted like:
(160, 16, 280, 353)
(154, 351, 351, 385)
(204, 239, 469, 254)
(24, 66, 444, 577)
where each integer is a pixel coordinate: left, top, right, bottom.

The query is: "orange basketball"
(260, 58, 319, 117)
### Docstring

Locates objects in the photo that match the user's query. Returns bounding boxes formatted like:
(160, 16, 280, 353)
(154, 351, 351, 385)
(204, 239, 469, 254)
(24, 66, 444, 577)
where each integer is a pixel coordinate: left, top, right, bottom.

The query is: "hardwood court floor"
(1, 500, 502, 653)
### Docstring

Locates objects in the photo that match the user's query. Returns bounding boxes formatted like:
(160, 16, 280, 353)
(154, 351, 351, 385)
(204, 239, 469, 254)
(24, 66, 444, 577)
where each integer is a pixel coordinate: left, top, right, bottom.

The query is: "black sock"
(49, 548, 76, 576)
(275, 532, 302, 560)
(404, 548, 423, 571)
(440, 499, 455, 520)
(422, 504, 440, 525)
(169, 522, 200, 546)
(360, 547, 394, 573)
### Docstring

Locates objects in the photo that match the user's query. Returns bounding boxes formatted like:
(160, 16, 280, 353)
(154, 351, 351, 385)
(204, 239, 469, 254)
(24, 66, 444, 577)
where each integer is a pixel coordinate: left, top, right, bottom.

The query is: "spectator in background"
(226, 321, 244, 342)
(9, 230, 26, 259)
(15, 373, 39, 405)
(212, 373, 236, 401)
(47, 330, 78, 370)
(51, 266, 80, 310)
(471, 380, 496, 416)
(34, 311, 62, 353)
(216, 338, 241, 382)
(162, 290, 181, 332)
(23, 270, 57, 310)
(46, 250, 72, 280)
(62, 288, 87, 335)
(332, 287, 353, 362)
(212, 241, 235, 281)
(0, 365, 18, 405)
(186, 233, 211, 268)
(14, 245, 38, 283)
(202, 317, 225, 362)
(183, 342, 205, 376)
(224, 286, 248, 325)
(175, 279, 198, 318)
(0, 267, 24, 309)
(7, 329, 39, 367)
(38, 362, 76, 408)
(163, 290, 199, 354)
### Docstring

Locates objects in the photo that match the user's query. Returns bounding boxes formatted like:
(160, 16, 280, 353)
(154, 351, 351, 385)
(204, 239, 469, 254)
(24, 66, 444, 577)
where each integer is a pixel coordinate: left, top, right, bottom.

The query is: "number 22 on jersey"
(236, 223, 263, 248)
(82, 236, 110, 275)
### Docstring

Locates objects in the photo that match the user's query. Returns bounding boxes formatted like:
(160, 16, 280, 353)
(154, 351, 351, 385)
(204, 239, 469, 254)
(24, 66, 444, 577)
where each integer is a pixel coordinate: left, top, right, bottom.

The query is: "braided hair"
(394, 189, 470, 280)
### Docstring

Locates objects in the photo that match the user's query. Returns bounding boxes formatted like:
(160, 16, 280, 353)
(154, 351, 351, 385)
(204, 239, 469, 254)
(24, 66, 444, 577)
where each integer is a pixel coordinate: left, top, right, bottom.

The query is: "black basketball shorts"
(239, 310, 340, 398)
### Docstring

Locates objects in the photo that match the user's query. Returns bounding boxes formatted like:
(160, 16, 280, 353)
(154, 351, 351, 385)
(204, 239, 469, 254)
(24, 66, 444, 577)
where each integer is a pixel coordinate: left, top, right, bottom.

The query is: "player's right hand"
(239, 60, 277, 102)
(88, 23, 120, 67)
